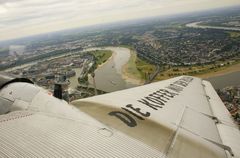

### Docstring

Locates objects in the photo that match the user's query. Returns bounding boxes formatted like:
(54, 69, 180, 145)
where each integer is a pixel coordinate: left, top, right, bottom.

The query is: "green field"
(229, 32, 240, 38)
(89, 50, 113, 66)
(135, 56, 156, 80)
(124, 50, 142, 79)
(122, 46, 156, 83)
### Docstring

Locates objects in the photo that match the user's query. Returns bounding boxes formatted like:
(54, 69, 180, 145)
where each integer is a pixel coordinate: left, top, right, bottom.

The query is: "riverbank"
(71, 46, 240, 91)
(89, 50, 113, 68)
(120, 45, 158, 85)
(121, 46, 238, 84)
(87, 47, 136, 92)
(122, 48, 144, 85)
(153, 60, 240, 81)
(69, 49, 113, 90)
(121, 47, 240, 84)
(97, 52, 114, 68)
(120, 46, 240, 85)
(196, 62, 240, 79)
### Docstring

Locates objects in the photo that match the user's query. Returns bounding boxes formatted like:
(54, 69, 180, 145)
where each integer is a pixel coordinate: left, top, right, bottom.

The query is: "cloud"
(0, 0, 240, 41)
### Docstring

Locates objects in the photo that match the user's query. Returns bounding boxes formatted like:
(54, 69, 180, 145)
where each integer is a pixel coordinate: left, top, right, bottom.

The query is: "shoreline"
(120, 47, 240, 84)
(86, 45, 240, 90)
(96, 50, 115, 69)
(154, 62, 240, 81)
(196, 62, 240, 79)
(92, 46, 143, 86)
(122, 64, 143, 85)
(121, 49, 144, 85)
(88, 46, 136, 92)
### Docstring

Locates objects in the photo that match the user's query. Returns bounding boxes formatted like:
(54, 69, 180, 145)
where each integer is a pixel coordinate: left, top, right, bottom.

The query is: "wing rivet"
(98, 128, 113, 137)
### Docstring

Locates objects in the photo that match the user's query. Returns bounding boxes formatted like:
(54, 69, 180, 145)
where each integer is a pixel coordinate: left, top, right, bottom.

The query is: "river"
(6, 43, 239, 91)
(5, 53, 73, 72)
(69, 47, 137, 92)
(206, 71, 240, 89)
(69, 68, 83, 90)
(186, 21, 240, 88)
(186, 21, 240, 31)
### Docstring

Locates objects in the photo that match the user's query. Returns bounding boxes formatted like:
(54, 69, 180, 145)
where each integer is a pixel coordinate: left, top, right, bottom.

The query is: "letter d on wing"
(108, 111, 137, 127)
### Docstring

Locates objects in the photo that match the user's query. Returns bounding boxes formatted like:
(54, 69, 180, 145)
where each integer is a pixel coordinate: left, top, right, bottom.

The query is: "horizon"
(0, 0, 240, 42)
(0, 5, 239, 44)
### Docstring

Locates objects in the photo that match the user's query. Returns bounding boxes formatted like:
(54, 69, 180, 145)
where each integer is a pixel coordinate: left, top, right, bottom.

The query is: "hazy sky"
(0, 0, 240, 41)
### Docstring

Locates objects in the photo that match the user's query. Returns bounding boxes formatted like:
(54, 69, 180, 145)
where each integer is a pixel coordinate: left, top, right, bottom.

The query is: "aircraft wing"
(0, 75, 239, 157)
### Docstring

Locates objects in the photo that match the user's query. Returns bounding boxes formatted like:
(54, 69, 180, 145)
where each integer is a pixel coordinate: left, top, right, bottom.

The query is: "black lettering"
(122, 108, 144, 120)
(174, 80, 188, 87)
(180, 77, 193, 83)
(126, 104, 150, 117)
(145, 96, 165, 105)
(149, 94, 167, 103)
(108, 111, 137, 127)
(166, 84, 183, 93)
(157, 89, 179, 98)
(151, 93, 169, 102)
(138, 99, 162, 110)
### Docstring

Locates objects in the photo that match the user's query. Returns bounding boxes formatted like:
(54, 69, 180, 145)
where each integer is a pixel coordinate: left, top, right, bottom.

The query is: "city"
(0, 7, 240, 123)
